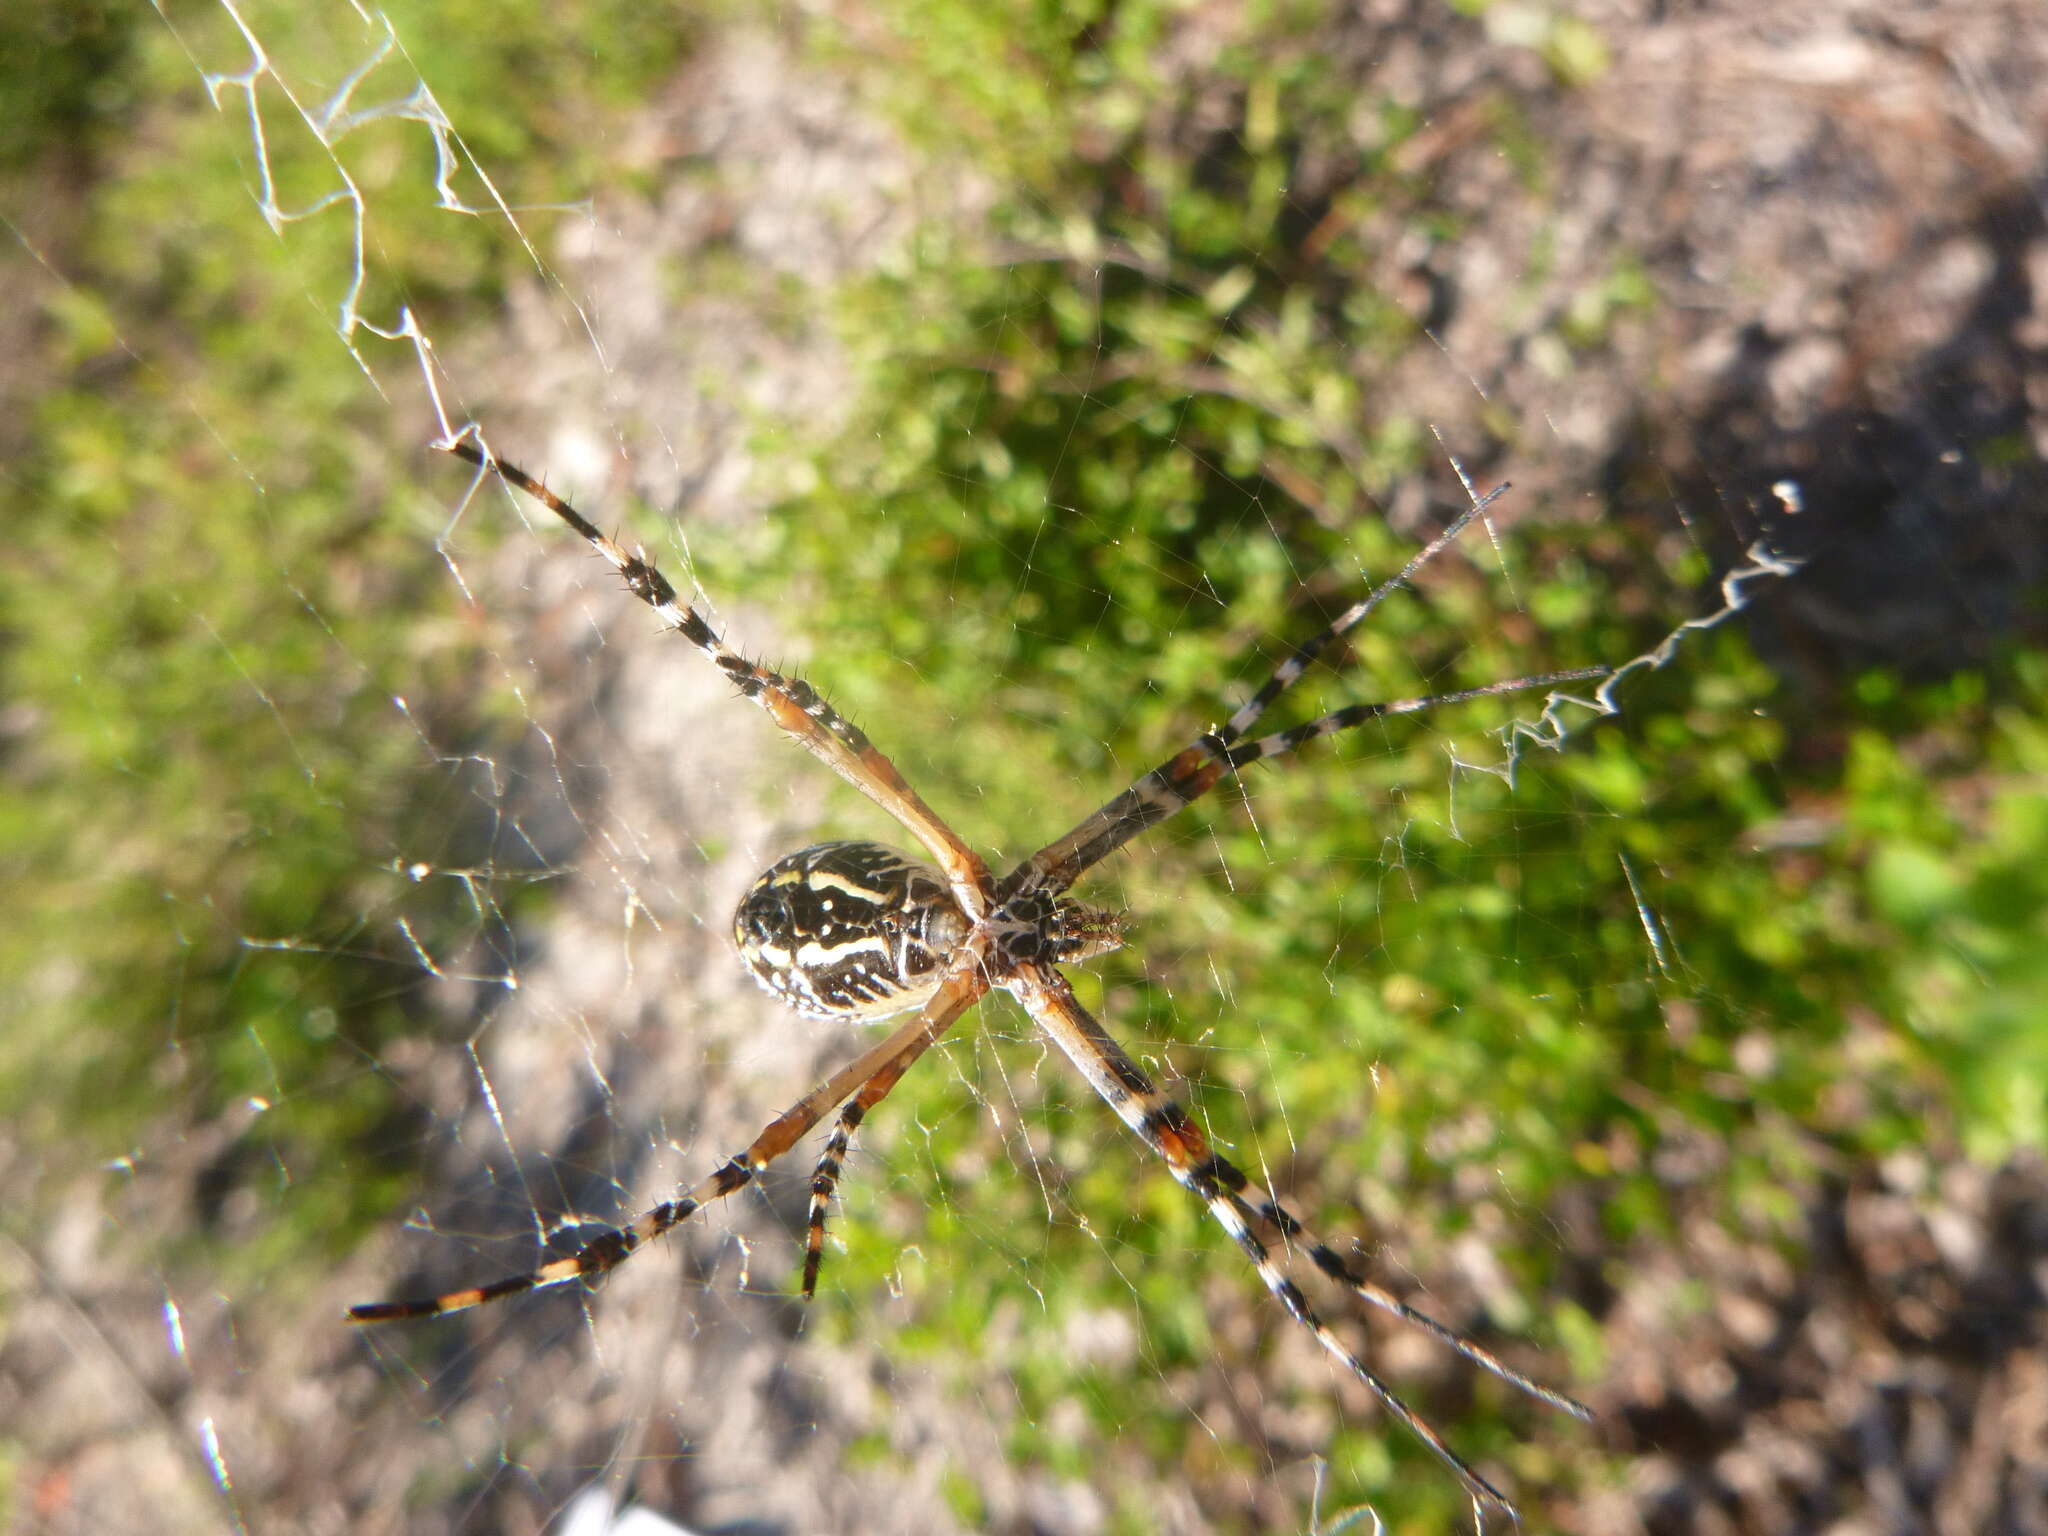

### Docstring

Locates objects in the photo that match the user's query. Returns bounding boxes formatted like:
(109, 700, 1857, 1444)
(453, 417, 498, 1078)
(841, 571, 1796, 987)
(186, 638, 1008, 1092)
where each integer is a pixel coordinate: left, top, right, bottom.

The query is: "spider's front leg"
(439, 434, 996, 913)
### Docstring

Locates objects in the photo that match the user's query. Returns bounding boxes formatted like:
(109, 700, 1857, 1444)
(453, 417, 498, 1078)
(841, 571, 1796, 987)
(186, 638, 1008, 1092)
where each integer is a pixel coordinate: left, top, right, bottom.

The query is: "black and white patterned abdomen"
(733, 841, 971, 1021)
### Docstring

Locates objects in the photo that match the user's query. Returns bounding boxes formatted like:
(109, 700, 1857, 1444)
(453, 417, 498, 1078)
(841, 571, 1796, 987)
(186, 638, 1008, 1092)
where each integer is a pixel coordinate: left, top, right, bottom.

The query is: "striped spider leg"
(436, 434, 996, 916)
(1007, 968, 1591, 1518)
(350, 430, 998, 1322)
(1018, 480, 1597, 891)
(349, 965, 987, 1321)
(352, 433, 1598, 1520)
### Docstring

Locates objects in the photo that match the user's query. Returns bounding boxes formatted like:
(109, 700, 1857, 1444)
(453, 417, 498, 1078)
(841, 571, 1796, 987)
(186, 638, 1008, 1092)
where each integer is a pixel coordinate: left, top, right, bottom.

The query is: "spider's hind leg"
(1011, 962, 1587, 1520)
(801, 1100, 864, 1302)
(794, 987, 974, 1302)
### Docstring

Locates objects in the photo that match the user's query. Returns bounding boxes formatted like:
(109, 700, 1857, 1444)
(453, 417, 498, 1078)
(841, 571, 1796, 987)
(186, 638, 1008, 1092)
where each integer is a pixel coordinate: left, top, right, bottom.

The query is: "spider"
(351, 429, 1605, 1519)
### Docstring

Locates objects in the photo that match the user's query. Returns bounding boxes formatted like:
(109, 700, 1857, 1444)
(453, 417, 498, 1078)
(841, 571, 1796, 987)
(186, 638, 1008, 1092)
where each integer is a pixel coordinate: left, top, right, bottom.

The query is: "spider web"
(18, 2, 2042, 1534)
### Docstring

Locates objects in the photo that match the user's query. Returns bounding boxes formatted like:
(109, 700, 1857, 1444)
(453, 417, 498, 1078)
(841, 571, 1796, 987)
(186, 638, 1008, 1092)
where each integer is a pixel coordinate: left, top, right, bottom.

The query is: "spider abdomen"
(733, 841, 970, 1022)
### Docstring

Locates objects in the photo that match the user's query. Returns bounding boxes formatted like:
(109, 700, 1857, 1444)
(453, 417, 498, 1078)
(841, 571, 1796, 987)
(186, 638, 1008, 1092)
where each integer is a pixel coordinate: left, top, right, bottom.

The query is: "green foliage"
(0, 3, 142, 174)
(1839, 662, 2048, 1156)
(1, 0, 690, 1281)
(8, 0, 2042, 1529)
(747, 4, 2048, 1524)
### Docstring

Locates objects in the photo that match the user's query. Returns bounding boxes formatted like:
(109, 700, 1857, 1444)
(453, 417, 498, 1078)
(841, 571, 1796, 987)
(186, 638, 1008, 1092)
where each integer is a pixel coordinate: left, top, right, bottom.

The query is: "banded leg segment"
(1007, 963, 1588, 1519)
(1019, 483, 1614, 894)
(1024, 667, 1603, 893)
(798, 999, 963, 1300)
(441, 434, 994, 914)
(348, 969, 986, 1323)
(1217, 484, 1510, 749)
(802, 1104, 863, 1301)
(1216, 671, 1605, 778)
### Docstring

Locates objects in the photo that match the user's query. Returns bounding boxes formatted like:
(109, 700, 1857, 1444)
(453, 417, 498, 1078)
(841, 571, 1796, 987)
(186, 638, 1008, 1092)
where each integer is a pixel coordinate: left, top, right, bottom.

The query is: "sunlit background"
(3, 2, 2044, 1532)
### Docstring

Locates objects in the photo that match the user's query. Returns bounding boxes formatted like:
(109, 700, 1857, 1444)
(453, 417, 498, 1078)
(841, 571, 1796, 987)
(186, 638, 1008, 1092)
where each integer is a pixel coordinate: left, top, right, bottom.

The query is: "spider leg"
(801, 1103, 861, 1301)
(1015, 483, 1623, 893)
(1025, 666, 1603, 892)
(1239, 1191, 1592, 1423)
(349, 970, 985, 1323)
(1009, 962, 1586, 1519)
(1216, 670, 1606, 777)
(439, 433, 994, 913)
(798, 995, 951, 1302)
(1217, 483, 1510, 751)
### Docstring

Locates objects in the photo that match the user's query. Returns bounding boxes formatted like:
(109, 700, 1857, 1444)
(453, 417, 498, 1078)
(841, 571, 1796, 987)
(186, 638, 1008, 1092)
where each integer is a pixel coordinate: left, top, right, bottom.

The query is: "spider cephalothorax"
(352, 433, 1612, 1521)
(984, 879, 1125, 970)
